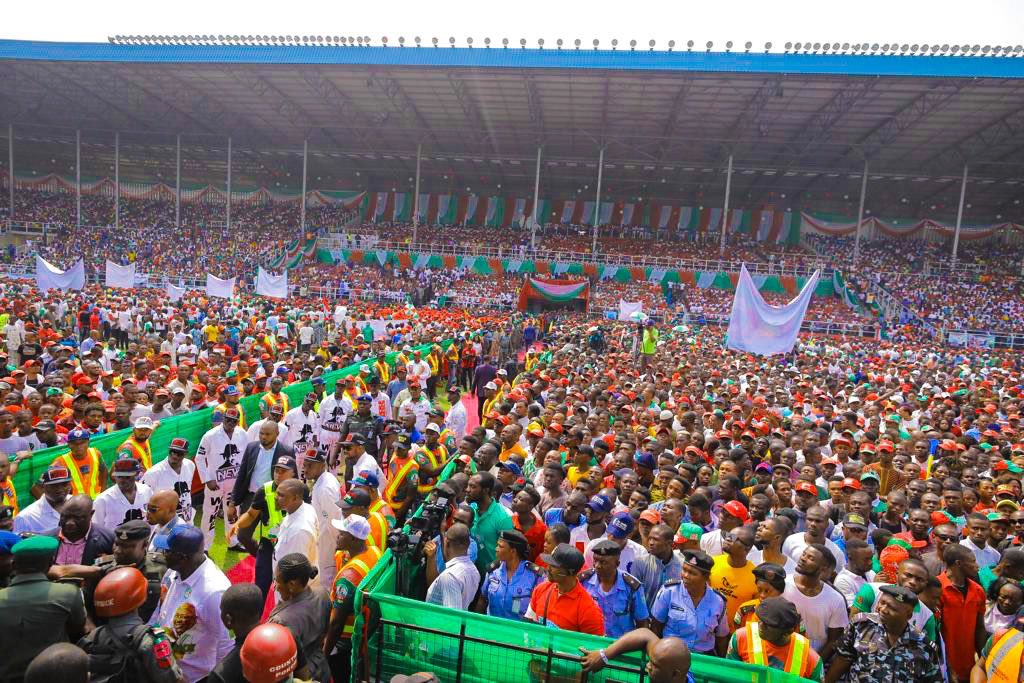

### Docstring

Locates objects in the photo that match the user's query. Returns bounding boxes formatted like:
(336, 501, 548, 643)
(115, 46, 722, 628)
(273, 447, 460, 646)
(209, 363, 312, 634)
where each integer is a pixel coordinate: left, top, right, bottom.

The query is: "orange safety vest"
(334, 546, 383, 638)
(213, 402, 248, 429)
(119, 437, 153, 470)
(0, 476, 18, 515)
(746, 623, 811, 676)
(383, 456, 418, 508)
(374, 361, 390, 384)
(369, 498, 396, 526)
(261, 391, 290, 415)
(416, 444, 447, 495)
(59, 448, 104, 498)
(986, 629, 1024, 683)
(367, 510, 389, 549)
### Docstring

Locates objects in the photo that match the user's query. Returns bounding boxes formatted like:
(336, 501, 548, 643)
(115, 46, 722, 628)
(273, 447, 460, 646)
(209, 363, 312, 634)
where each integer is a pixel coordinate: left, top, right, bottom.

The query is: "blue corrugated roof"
(2, 39, 1023, 79)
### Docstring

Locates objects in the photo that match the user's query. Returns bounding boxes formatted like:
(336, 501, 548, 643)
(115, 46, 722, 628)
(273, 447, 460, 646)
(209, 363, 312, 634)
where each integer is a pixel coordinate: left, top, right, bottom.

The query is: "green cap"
(675, 523, 703, 542)
(988, 512, 1011, 523)
(11, 535, 59, 559)
(979, 443, 994, 452)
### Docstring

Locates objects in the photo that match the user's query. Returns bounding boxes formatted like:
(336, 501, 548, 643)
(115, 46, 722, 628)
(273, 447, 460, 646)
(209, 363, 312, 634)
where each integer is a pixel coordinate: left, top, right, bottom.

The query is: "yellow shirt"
(710, 555, 758, 630)
(499, 443, 528, 463)
(566, 465, 598, 488)
(203, 324, 219, 343)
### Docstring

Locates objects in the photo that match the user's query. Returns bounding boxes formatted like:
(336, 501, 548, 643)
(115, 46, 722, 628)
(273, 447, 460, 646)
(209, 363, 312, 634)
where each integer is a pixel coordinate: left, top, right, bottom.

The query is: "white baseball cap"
(331, 514, 370, 540)
(133, 416, 156, 430)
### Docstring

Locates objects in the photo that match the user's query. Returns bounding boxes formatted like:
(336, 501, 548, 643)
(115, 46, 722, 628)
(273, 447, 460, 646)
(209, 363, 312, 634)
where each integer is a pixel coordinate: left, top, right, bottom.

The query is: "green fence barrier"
(11, 342, 448, 504)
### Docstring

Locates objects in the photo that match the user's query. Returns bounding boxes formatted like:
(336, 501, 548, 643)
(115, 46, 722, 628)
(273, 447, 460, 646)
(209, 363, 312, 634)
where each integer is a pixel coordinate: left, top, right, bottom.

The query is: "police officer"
(78, 567, 183, 683)
(94, 519, 167, 622)
(650, 550, 730, 656)
(339, 394, 383, 460)
(475, 529, 544, 621)
(580, 539, 650, 638)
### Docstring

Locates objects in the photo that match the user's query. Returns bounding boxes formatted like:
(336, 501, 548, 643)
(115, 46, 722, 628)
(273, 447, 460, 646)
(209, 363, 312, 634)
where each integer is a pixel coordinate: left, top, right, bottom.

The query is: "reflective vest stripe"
(340, 547, 383, 635)
(383, 459, 416, 505)
(257, 481, 284, 542)
(785, 634, 809, 675)
(374, 362, 390, 384)
(416, 446, 445, 494)
(986, 630, 1024, 682)
(748, 623, 766, 666)
(262, 393, 290, 413)
(122, 439, 153, 470)
(367, 511, 388, 548)
(0, 479, 17, 515)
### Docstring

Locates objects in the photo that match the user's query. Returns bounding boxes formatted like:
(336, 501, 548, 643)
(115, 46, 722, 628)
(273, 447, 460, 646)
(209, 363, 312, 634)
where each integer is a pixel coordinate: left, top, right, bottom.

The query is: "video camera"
(385, 494, 452, 564)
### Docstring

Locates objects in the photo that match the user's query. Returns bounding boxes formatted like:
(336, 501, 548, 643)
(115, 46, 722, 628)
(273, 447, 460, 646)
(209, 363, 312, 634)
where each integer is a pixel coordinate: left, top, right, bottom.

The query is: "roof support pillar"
(6, 124, 11, 224)
(592, 147, 605, 256)
(175, 134, 181, 231)
(412, 143, 422, 246)
(300, 138, 308, 235)
(75, 130, 81, 229)
(952, 164, 969, 268)
(531, 146, 542, 249)
(114, 131, 120, 230)
(853, 159, 869, 264)
(719, 154, 733, 256)
(226, 136, 232, 231)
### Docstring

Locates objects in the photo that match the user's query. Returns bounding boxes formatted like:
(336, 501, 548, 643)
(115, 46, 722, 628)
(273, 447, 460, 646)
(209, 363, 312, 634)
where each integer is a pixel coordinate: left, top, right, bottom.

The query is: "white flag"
(35, 256, 85, 293)
(205, 274, 236, 299)
(726, 264, 820, 356)
(166, 281, 186, 302)
(104, 260, 136, 289)
(256, 267, 289, 299)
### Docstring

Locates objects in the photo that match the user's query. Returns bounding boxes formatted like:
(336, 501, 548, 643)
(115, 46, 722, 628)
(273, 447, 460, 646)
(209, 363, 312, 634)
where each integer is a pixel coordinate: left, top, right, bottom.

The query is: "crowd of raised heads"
(0, 266, 1021, 683)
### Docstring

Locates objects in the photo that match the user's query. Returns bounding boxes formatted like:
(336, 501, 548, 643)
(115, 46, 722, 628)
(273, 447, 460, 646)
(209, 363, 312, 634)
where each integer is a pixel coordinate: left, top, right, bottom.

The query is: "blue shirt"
(651, 582, 728, 653)
(580, 571, 650, 638)
(433, 534, 478, 575)
(542, 508, 587, 531)
(482, 560, 543, 622)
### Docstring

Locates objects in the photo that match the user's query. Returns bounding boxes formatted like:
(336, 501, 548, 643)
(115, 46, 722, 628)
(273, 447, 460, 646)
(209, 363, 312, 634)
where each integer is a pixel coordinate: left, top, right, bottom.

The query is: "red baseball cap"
(722, 500, 750, 522)
(794, 481, 818, 496)
(841, 477, 863, 490)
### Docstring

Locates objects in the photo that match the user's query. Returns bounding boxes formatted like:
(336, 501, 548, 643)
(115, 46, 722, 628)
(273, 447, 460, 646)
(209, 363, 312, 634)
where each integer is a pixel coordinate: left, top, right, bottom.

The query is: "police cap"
(591, 539, 622, 556)
(755, 597, 801, 630)
(115, 519, 152, 542)
(681, 550, 714, 573)
(879, 583, 919, 607)
(11, 535, 59, 560)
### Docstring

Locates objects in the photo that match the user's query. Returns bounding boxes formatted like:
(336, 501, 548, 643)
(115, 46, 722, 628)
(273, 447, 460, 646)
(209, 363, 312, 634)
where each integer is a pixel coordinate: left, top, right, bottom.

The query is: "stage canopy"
(517, 278, 591, 312)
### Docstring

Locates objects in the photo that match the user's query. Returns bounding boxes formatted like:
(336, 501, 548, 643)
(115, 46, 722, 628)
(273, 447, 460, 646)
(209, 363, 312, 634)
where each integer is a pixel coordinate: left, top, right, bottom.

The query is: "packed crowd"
(672, 285, 872, 327)
(0, 255, 1022, 683)
(591, 280, 671, 316)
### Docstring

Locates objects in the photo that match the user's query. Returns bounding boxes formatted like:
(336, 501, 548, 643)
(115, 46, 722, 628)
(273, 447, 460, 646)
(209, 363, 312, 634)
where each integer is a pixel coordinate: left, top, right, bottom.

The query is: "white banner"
(726, 264, 820, 356)
(104, 260, 136, 289)
(617, 300, 644, 321)
(205, 274, 236, 299)
(35, 256, 85, 293)
(256, 267, 289, 299)
(166, 281, 186, 303)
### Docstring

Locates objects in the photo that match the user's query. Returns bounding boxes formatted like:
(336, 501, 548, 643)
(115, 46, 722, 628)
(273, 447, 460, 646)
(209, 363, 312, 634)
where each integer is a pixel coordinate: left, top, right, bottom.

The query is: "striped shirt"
(426, 555, 480, 610)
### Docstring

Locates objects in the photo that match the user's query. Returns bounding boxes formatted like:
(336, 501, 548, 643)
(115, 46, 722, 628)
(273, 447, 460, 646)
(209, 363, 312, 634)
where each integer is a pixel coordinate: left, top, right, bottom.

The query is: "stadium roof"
(2, 38, 1024, 220)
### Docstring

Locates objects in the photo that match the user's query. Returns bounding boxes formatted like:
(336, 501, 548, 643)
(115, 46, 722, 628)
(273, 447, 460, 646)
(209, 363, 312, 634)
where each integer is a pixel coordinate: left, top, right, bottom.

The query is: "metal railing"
(319, 236, 828, 277)
(692, 314, 880, 339)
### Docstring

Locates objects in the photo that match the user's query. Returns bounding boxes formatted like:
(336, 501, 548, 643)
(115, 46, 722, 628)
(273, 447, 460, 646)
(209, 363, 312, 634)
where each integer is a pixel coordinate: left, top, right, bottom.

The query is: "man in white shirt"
(783, 544, 849, 654)
(281, 392, 320, 472)
(246, 404, 285, 442)
(303, 450, 343, 590)
(444, 384, 468, 443)
(142, 437, 197, 523)
(92, 455, 154, 531)
(12, 464, 71, 533)
(195, 408, 249, 549)
(781, 505, 846, 573)
(317, 383, 352, 457)
(272, 479, 318, 573)
(425, 522, 480, 610)
(151, 525, 235, 683)
(961, 512, 1001, 568)
(832, 538, 875, 607)
(583, 511, 649, 575)
(406, 349, 431, 386)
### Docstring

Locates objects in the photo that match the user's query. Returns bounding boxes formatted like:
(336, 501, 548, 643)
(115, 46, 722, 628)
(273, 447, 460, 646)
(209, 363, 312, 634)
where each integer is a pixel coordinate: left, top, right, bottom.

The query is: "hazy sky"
(5, 0, 1024, 48)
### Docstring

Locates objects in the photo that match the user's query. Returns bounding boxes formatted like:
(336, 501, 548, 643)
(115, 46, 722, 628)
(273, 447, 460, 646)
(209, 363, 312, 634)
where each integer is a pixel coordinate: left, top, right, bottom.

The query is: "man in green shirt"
(850, 557, 938, 642)
(467, 471, 514, 572)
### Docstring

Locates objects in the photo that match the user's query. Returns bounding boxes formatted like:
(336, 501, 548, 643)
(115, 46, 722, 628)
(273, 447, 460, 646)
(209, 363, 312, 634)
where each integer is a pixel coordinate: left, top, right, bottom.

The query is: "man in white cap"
(406, 349, 431, 388)
(324, 514, 382, 683)
(195, 408, 249, 549)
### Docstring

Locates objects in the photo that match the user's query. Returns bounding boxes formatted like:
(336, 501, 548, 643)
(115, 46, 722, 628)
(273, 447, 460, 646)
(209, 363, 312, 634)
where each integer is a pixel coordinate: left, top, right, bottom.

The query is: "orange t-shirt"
(527, 580, 604, 635)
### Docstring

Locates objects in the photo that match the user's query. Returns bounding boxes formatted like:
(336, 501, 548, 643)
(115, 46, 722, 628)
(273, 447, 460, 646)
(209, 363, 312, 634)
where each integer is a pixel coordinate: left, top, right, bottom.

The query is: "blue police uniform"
(650, 580, 728, 654)
(482, 559, 544, 621)
(579, 569, 650, 638)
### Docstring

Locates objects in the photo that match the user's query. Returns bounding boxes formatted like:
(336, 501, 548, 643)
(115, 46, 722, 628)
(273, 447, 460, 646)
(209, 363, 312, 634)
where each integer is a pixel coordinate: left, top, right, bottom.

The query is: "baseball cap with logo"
(722, 500, 749, 523)
(168, 437, 190, 453)
(66, 428, 92, 442)
(153, 525, 204, 554)
(111, 454, 141, 477)
(40, 464, 72, 485)
(352, 471, 380, 489)
(133, 416, 156, 430)
(607, 511, 635, 539)
(794, 481, 818, 496)
(675, 523, 703, 544)
(331, 514, 370, 540)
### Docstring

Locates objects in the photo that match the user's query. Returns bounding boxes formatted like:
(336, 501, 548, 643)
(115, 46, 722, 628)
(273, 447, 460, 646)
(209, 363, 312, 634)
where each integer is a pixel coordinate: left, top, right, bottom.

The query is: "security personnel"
(650, 550, 730, 656)
(476, 529, 544, 621)
(725, 597, 822, 680)
(383, 434, 420, 521)
(0, 535, 88, 681)
(240, 622, 299, 683)
(972, 605, 1024, 683)
(373, 353, 391, 385)
(415, 423, 449, 496)
(57, 428, 107, 497)
(579, 538, 650, 638)
(94, 519, 167, 622)
(78, 567, 183, 683)
(259, 376, 292, 418)
(324, 515, 383, 683)
(339, 489, 389, 554)
(116, 417, 155, 471)
(213, 384, 248, 429)
(350, 470, 396, 527)
(339, 394, 383, 459)
(733, 562, 787, 630)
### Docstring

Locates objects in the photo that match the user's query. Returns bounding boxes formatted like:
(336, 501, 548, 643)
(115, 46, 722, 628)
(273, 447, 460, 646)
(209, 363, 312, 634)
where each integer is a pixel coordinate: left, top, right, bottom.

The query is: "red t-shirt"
(513, 513, 547, 563)
(528, 580, 604, 636)
(938, 572, 986, 681)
